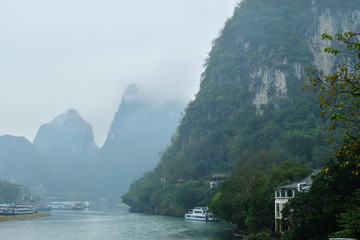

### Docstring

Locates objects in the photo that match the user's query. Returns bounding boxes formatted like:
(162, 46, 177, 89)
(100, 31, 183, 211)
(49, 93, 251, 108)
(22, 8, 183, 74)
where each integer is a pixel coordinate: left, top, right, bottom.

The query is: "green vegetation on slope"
(210, 160, 311, 234)
(0, 179, 22, 203)
(122, 2, 359, 234)
(282, 159, 360, 239)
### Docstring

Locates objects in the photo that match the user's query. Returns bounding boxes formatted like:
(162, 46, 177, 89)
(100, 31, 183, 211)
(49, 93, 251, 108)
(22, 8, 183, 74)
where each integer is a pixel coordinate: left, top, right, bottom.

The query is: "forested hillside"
(122, 0, 360, 219)
(0, 179, 22, 203)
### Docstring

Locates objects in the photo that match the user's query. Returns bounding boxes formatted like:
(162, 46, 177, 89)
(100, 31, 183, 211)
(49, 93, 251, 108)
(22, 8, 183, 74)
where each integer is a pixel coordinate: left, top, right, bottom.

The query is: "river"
(0, 205, 238, 240)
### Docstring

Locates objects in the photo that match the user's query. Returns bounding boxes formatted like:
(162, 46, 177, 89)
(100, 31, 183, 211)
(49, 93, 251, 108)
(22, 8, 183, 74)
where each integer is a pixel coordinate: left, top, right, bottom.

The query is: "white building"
(274, 170, 320, 232)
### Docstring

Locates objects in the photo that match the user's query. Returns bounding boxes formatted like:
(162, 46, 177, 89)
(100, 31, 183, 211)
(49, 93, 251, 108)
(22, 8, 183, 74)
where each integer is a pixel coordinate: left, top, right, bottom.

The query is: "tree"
(282, 33, 360, 239)
(209, 156, 311, 235)
(305, 32, 360, 174)
(331, 191, 360, 240)
(282, 157, 360, 239)
(0, 180, 21, 203)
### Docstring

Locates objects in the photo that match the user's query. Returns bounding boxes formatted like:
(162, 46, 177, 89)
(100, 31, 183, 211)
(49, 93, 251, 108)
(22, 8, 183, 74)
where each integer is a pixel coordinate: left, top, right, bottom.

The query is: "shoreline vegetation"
(0, 213, 50, 223)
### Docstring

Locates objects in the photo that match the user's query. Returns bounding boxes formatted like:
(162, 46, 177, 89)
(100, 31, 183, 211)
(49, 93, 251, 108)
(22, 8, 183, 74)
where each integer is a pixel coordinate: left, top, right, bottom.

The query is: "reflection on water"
(0, 206, 237, 240)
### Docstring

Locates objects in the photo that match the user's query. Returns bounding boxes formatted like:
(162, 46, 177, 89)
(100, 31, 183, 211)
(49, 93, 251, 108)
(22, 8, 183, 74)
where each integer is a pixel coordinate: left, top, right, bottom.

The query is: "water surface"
(0, 206, 237, 240)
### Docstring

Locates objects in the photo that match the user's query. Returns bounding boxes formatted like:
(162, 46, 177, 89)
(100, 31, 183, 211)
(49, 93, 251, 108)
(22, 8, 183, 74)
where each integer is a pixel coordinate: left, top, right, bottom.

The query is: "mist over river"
(0, 206, 237, 240)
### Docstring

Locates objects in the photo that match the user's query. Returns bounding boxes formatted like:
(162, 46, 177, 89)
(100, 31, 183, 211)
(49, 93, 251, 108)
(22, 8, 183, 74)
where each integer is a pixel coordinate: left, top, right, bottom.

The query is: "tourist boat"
(47, 201, 88, 210)
(47, 202, 74, 210)
(72, 202, 86, 210)
(0, 204, 35, 215)
(184, 207, 218, 222)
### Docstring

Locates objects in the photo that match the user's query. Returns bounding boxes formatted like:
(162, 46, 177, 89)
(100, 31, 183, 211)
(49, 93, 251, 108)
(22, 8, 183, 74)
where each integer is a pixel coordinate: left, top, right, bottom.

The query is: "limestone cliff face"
(309, 5, 360, 75)
(243, 2, 360, 111)
(251, 67, 288, 111)
(174, 0, 360, 148)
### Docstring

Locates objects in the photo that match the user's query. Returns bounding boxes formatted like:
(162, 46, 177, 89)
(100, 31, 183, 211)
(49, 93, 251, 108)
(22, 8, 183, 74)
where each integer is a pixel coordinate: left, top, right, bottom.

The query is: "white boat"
(47, 202, 74, 210)
(184, 207, 218, 222)
(47, 201, 88, 210)
(0, 204, 35, 215)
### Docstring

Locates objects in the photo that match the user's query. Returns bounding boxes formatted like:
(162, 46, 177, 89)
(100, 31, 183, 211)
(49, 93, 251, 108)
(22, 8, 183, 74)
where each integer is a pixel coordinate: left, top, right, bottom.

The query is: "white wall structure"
(274, 170, 320, 232)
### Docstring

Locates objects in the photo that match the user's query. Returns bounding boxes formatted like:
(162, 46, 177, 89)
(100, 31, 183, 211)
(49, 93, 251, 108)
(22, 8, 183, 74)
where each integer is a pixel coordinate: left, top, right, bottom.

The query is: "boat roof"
(207, 172, 232, 178)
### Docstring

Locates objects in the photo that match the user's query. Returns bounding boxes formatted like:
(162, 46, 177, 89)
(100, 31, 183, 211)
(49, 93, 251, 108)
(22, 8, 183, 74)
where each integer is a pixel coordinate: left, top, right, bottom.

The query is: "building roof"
(207, 172, 232, 179)
(275, 170, 321, 190)
(212, 173, 231, 178)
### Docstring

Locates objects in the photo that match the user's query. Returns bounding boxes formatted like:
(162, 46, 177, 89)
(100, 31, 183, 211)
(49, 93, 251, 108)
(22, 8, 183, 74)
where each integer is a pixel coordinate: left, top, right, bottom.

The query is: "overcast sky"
(0, 0, 239, 146)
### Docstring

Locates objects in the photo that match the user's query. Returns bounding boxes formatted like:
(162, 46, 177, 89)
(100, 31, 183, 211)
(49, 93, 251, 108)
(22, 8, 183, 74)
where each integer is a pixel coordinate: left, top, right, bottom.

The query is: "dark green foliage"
(331, 201, 360, 239)
(210, 159, 311, 234)
(282, 155, 360, 239)
(175, 180, 215, 209)
(248, 232, 272, 240)
(122, 174, 216, 216)
(0, 180, 21, 203)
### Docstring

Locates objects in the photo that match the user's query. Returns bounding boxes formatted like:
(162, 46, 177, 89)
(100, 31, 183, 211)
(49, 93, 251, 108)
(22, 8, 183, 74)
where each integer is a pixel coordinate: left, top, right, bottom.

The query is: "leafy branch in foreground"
(305, 32, 360, 127)
(305, 32, 360, 174)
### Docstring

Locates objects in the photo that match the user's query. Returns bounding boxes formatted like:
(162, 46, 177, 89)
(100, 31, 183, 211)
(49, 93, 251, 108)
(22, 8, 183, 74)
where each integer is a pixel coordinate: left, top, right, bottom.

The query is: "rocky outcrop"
(251, 67, 288, 111)
(308, 6, 360, 75)
(242, 3, 360, 112)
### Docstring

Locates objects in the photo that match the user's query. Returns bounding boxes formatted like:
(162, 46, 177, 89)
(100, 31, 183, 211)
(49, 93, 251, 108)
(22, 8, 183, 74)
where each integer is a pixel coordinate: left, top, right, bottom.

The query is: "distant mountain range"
(0, 84, 186, 200)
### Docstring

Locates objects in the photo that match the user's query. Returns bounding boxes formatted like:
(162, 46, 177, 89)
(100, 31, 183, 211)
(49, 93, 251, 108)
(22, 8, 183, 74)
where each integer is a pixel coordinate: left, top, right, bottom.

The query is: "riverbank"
(0, 213, 50, 222)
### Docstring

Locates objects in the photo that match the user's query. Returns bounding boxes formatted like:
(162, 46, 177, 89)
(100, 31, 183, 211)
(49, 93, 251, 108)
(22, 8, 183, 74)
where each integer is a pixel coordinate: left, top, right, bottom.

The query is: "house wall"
(274, 189, 295, 232)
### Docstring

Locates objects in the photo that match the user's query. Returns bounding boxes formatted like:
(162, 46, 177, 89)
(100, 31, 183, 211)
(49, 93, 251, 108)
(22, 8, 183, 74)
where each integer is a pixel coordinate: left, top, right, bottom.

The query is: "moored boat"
(47, 201, 88, 210)
(0, 204, 35, 215)
(47, 202, 69, 210)
(184, 207, 218, 222)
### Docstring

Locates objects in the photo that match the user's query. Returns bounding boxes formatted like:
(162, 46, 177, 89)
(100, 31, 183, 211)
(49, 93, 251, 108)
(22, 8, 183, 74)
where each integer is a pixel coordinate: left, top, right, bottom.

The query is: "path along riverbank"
(0, 213, 50, 223)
